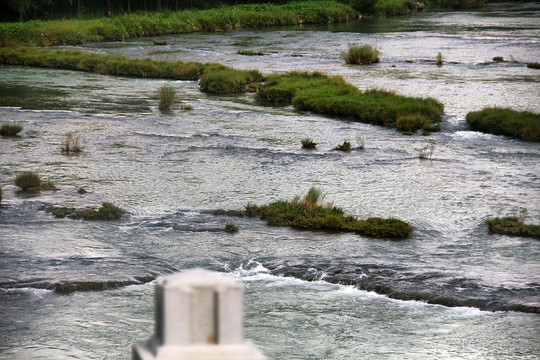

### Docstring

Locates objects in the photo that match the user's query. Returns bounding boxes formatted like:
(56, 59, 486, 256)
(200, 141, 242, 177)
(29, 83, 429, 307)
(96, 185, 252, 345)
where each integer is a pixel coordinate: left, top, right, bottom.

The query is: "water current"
(1, 2, 539, 359)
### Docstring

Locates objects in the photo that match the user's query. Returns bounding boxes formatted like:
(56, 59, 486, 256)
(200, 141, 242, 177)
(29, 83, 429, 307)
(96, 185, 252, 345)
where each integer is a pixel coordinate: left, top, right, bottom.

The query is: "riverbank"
(0, 1, 356, 47)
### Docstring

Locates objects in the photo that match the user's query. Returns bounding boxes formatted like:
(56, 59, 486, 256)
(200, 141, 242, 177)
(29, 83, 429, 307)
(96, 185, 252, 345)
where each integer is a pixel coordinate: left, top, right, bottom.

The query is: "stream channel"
(1, 2, 539, 359)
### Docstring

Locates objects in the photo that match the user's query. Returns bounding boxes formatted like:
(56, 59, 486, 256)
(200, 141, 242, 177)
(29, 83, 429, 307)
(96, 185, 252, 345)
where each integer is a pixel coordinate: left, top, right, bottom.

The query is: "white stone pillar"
(133, 268, 266, 360)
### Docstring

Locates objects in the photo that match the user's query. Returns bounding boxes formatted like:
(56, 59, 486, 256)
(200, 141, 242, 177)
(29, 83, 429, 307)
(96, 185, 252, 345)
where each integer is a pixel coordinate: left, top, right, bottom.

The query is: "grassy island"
(257, 72, 444, 132)
(486, 217, 540, 239)
(40, 202, 125, 220)
(0, 2, 356, 47)
(214, 187, 413, 239)
(466, 108, 540, 142)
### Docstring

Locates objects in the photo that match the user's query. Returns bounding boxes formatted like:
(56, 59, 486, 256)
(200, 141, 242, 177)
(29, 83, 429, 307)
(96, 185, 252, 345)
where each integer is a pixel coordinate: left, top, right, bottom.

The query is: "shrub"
(158, 85, 176, 110)
(14, 172, 42, 190)
(466, 108, 540, 142)
(436, 52, 443, 66)
(527, 62, 540, 69)
(61, 133, 85, 153)
(493, 56, 504, 62)
(225, 223, 239, 233)
(341, 44, 380, 65)
(335, 141, 352, 152)
(0, 124, 23, 136)
(301, 138, 317, 149)
(68, 202, 125, 220)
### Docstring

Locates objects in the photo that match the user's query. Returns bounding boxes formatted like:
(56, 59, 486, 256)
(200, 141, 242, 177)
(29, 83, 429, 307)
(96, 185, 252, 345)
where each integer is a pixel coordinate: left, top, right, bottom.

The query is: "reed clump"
(466, 108, 540, 142)
(0, 2, 356, 47)
(341, 44, 380, 65)
(14, 172, 54, 191)
(158, 85, 176, 110)
(214, 187, 413, 239)
(257, 71, 443, 132)
(0, 124, 23, 136)
(301, 138, 318, 149)
(61, 133, 85, 153)
(335, 141, 352, 152)
(225, 223, 239, 233)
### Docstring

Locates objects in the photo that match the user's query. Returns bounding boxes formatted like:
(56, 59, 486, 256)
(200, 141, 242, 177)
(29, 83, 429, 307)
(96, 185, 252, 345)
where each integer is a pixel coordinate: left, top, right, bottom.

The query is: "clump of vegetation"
(395, 114, 430, 133)
(225, 223, 239, 233)
(237, 50, 265, 56)
(158, 85, 176, 111)
(257, 72, 443, 132)
(199, 69, 263, 94)
(466, 108, 540, 142)
(0, 2, 357, 47)
(301, 138, 318, 149)
(493, 56, 504, 62)
(527, 62, 540, 69)
(0, 124, 23, 136)
(341, 45, 380, 65)
(153, 39, 167, 46)
(214, 187, 413, 239)
(335, 141, 352, 152)
(374, 0, 422, 16)
(61, 133, 85, 153)
(418, 144, 435, 159)
(68, 202, 125, 220)
(39, 205, 76, 218)
(14, 172, 54, 191)
(486, 211, 539, 239)
(436, 52, 443, 66)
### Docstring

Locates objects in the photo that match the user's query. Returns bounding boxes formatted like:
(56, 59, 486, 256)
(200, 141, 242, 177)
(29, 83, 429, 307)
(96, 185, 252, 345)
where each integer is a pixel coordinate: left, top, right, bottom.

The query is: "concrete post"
(133, 268, 266, 360)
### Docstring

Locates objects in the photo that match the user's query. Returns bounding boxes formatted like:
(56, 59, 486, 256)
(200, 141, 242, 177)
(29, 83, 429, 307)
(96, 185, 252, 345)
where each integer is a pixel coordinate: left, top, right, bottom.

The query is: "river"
(0, 2, 539, 359)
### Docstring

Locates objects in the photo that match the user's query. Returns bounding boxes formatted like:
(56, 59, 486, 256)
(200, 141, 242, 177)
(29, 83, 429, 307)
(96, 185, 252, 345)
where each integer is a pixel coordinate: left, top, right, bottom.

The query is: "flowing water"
(1, 2, 539, 359)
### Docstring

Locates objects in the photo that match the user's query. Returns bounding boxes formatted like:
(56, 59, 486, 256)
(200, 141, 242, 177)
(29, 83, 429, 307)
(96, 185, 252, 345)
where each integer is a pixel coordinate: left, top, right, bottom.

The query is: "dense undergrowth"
(466, 108, 540, 142)
(486, 217, 540, 239)
(0, 2, 356, 47)
(257, 72, 444, 132)
(214, 187, 413, 239)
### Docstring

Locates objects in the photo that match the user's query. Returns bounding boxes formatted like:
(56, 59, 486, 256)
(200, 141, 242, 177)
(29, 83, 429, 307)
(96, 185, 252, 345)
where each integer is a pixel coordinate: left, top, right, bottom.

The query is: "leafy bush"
(0, 124, 23, 136)
(341, 44, 380, 65)
(466, 108, 540, 142)
(14, 172, 42, 190)
(158, 85, 176, 110)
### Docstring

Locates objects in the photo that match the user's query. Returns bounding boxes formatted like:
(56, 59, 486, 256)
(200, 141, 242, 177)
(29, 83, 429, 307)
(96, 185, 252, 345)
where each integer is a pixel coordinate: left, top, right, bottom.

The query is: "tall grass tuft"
(303, 187, 325, 211)
(341, 45, 380, 65)
(61, 133, 85, 153)
(158, 86, 176, 110)
(15, 172, 42, 190)
(436, 52, 443, 66)
(0, 124, 23, 136)
(335, 141, 352, 152)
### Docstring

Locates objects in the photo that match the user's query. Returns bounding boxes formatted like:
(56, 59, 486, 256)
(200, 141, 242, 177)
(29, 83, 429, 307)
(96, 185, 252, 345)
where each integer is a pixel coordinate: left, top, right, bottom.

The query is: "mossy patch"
(486, 217, 540, 239)
(40, 202, 125, 220)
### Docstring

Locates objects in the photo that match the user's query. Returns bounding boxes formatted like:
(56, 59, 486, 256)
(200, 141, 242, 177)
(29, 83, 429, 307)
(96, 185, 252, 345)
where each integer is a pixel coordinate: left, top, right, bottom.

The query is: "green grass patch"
(466, 108, 540, 142)
(214, 187, 413, 239)
(374, 0, 421, 16)
(257, 71, 443, 132)
(0, 124, 23, 136)
(158, 85, 176, 110)
(341, 44, 380, 65)
(67, 202, 125, 220)
(486, 217, 540, 239)
(199, 69, 263, 94)
(0, 2, 357, 47)
(237, 50, 265, 56)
